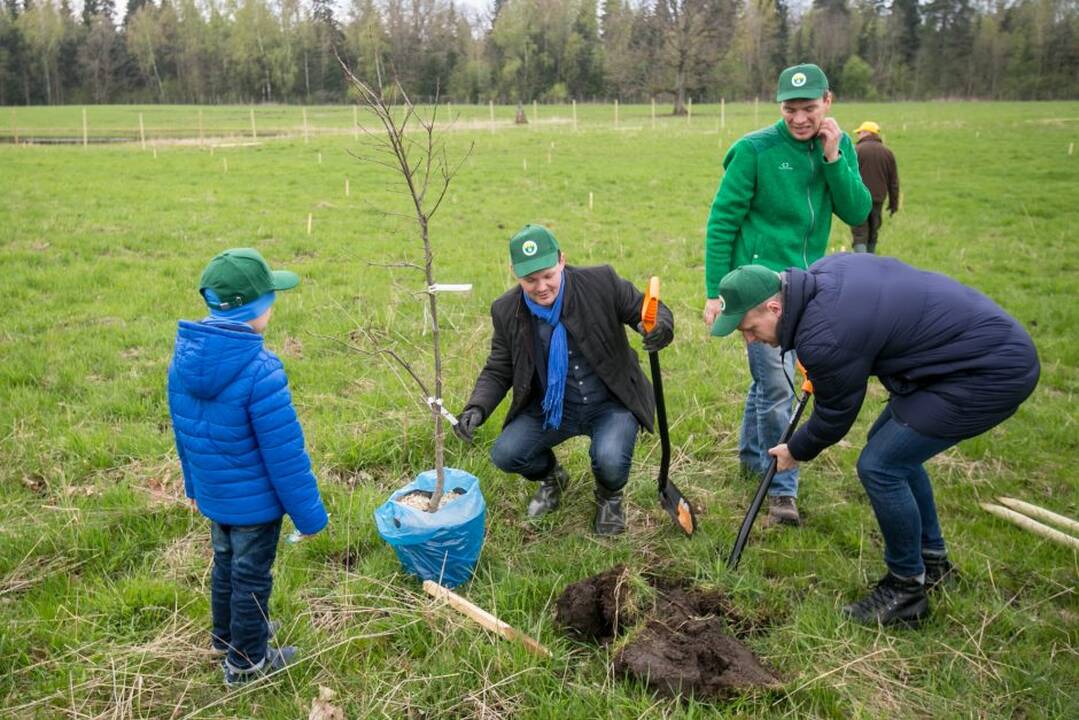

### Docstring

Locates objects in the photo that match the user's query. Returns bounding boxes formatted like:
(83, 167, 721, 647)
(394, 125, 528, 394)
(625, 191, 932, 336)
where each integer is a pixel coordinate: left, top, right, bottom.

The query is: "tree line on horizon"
(1, 0, 1075, 111)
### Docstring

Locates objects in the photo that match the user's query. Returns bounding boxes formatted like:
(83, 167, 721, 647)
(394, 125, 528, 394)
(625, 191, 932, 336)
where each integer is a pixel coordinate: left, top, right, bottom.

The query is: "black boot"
(526, 464, 568, 519)
(841, 572, 929, 628)
(923, 553, 959, 591)
(593, 485, 626, 536)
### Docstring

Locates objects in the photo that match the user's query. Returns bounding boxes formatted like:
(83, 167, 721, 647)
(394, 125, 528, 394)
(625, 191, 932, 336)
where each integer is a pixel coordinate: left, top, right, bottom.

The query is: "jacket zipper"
(803, 144, 815, 268)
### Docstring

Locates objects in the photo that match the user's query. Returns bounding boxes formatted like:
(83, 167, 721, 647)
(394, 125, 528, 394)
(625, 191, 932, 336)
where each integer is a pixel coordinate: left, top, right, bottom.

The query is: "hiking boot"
(212, 619, 280, 658)
(526, 464, 568, 519)
(761, 495, 801, 528)
(841, 572, 929, 628)
(923, 554, 959, 591)
(223, 645, 298, 687)
(593, 486, 626, 536)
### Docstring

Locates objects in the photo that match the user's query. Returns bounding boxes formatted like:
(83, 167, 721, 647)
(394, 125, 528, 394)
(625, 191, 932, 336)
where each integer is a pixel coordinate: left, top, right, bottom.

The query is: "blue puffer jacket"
(168, 319, 328, 534)
(781, 254, 1039, 462)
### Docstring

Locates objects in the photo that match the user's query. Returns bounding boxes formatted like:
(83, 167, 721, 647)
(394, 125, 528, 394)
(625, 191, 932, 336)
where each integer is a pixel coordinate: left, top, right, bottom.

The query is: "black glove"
(453, 407, 484, 443)
(642, 318, 674, 354)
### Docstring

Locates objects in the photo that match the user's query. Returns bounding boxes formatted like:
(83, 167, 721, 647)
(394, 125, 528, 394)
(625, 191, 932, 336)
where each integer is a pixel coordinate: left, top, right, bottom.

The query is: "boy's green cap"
(777, 63, 829, 102)
(199, 248, 299, 310)
(509, 225, 561, 277)
(711, 265, 782, 337)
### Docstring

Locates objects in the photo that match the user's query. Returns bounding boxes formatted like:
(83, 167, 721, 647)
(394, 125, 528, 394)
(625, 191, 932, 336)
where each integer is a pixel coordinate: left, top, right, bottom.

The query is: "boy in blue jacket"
(168, 248, 328, 685)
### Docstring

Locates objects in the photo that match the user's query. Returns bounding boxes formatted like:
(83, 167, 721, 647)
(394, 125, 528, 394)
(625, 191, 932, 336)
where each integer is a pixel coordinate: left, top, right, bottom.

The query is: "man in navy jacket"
(711, 255, 1039, 627)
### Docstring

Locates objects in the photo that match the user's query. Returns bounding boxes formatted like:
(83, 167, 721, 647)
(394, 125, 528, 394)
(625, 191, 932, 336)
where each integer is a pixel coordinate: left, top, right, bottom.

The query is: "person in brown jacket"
(851, 121, 900, 254)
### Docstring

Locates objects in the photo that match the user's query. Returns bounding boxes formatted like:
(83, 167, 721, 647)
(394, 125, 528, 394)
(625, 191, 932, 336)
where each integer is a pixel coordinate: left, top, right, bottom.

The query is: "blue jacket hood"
(171, 320, 264, 399)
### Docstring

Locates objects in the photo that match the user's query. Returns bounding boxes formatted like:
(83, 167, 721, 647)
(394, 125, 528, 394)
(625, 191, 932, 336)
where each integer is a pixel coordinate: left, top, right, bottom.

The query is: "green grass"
(0, 101, 1077, 718)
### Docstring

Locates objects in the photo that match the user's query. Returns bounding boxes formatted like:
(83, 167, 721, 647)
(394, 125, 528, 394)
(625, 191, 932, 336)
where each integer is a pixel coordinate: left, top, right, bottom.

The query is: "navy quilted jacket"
(167, 319, 328, 534)
(781, 254, 1039, 462)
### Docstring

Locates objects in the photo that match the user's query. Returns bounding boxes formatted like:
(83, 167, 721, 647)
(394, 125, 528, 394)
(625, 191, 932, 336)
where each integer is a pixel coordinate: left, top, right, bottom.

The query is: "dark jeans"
(856, 404, 958, 578)
(490, 399, 639, 490)
(851, 201, 884, 253)
(211, 518, 282, 670)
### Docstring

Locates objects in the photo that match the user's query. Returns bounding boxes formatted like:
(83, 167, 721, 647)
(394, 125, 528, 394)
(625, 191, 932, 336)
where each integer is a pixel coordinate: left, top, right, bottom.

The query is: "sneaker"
(923, 554, 959, 591)
(841, 572, 929, 628)
(526, 464, 568, 519)
(211, 620, 281, 658)
(223, 645, 298, 687)
(761, 495, 801, 528)
(593, 486, 626, 536)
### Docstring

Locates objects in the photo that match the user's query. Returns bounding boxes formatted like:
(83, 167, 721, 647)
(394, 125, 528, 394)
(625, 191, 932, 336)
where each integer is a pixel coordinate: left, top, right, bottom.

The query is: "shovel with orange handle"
(727, 361, 814, 570)
(641, 277, 697, 537)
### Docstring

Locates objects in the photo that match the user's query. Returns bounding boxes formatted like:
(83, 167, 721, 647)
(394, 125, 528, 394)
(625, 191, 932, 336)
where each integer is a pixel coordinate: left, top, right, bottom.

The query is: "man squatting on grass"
(711, 254, 1039, 627)
(454, 225, 674, 535)
(703, 63, 871, 528)
(168, 249, 328, 685)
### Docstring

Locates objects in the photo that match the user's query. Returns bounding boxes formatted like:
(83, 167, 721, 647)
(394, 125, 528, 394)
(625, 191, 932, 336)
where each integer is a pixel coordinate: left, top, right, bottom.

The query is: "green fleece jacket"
(704, 119, 871, 297)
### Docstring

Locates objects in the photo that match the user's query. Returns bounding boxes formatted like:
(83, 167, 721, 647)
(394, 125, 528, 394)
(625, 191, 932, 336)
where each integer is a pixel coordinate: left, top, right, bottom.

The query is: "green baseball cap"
(199, 248, 299, 311)
(777, 63, 829, 102)
(710, 265, 782, 337)
(509, 224, 561, 277)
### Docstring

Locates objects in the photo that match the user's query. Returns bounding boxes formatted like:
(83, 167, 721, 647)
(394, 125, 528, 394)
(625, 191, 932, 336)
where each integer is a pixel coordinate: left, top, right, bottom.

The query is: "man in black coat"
(851, 121, 900, 254)
(711, 254, 1039, 626)
(455, 225, 674, 535)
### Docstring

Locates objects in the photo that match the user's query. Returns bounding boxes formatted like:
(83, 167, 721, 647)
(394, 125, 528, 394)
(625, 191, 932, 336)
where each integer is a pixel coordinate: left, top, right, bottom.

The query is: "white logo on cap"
(522, 240, 538, 256)
(718, 296, 726, 312)
(791, 72, 807, 87)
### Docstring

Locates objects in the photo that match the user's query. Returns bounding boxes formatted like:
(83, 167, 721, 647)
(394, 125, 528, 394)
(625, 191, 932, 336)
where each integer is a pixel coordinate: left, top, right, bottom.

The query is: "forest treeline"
(1, 0, 1076, 109)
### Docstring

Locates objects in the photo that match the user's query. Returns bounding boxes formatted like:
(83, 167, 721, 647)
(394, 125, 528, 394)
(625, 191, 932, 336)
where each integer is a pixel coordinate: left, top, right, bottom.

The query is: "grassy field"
(1, 101, 1077, 719)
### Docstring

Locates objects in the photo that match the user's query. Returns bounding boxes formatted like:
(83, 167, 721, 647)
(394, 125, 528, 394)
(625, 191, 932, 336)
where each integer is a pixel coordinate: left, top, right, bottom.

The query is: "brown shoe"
(761, 495, 801, 528)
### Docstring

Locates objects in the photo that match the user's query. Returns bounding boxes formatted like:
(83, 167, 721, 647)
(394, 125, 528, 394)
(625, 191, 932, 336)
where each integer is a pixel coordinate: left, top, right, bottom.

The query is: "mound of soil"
(556, 568, 781, 699)
(555, 564, 631, 640)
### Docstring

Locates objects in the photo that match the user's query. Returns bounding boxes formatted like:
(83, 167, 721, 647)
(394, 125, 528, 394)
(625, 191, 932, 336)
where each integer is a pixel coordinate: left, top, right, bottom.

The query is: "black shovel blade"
(659, 480, 697, 536)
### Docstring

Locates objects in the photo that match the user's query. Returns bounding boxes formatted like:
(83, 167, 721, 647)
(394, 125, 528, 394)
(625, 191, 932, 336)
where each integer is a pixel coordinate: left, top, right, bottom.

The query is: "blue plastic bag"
(374, 467, 486, 589)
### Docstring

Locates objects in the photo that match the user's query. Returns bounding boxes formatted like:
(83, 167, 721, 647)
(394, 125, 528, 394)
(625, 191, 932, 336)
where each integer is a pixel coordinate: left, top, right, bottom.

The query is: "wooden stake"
(318, 151, 322, 165)
(303, 107, 309, 144)
(997, 497, 1079, 534)
(588, 191, 593, 210)
(687, 97, 692, 125)
(1070, 142, 1075, 156)
(139, 112, 146, 151)
(572, 99, 578, 132)
(152, 143, 157, 159)
(721, 97, 725, 129)
(345, 177, 350, 197)
(522, 158, 527, 172)
(307, 213, 313, 235)
(423, 581, 551, 659)
(651, 97, 656, 129)
(223, 157, 228, 173)
(250, 107, 257, 140)
(489, 100, 495, 134)
(981, 503, 1079, 550)
(82, 107, 88, 148)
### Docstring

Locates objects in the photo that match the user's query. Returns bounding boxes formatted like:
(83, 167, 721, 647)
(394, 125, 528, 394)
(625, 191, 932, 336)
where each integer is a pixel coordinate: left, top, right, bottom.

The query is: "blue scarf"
(523, 273, 568, 430)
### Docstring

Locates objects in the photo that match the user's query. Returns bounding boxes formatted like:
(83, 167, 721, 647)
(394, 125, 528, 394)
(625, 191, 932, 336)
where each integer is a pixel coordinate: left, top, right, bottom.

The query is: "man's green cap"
(199, 248, 299, 310)
(509, 224, 561, 277)
(777, 63, 829, 102)
(710, 265, 782, 337)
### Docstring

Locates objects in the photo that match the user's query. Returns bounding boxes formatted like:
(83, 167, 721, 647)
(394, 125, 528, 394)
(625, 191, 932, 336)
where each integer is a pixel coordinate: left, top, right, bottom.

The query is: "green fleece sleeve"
(822, 133, 872, 227)
(704, 141, 757, 298)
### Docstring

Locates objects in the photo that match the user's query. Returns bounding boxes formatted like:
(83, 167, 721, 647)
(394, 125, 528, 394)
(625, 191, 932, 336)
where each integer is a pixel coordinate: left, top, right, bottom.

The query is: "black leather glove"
(642, 318, 674, 354)
(453, 407, 484, 443)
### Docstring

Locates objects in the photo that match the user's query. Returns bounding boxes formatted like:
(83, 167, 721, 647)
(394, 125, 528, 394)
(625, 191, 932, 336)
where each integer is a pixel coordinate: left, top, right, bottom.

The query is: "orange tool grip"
(796, 360, 814, 394)
(641, 276, 660, 333)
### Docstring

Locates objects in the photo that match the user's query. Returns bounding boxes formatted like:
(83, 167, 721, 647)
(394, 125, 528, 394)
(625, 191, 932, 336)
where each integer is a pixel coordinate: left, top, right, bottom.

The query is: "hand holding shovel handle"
(642, 277, 697, 536)
(727, 361, 813, 570)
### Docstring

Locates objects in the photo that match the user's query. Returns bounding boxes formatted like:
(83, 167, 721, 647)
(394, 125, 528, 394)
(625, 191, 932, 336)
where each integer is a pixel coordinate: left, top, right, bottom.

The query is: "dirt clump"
(556, 567, 781, 699)
(555, 564, 632, 640)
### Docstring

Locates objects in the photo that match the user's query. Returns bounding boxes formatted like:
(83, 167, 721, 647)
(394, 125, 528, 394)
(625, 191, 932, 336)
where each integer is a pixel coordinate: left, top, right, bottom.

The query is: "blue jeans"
(211, 519, 282, 670)
(740, 342, 798, 497)
(857, 404, 958, 578)
(490, 399, 639, 490)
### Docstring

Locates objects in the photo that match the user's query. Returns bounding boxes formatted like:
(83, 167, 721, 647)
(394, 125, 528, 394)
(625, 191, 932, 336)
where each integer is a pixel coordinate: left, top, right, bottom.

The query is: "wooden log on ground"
(422, 580, 551, 658)
(997, 497, 1079, 535)
(980, 503, 1079, 551)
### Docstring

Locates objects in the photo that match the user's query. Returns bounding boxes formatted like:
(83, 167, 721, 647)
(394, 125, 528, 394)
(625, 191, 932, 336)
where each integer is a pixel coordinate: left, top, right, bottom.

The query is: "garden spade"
(641, 277, 697, 536)
(727, 362, 814, 570)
